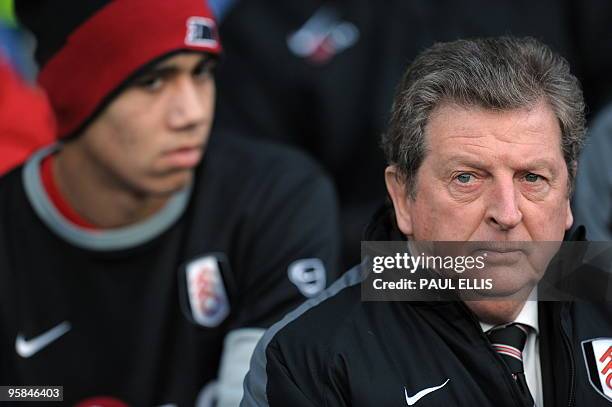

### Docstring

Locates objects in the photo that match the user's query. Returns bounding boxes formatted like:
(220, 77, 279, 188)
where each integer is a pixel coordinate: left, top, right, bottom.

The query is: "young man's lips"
(163, 146, 203, 168)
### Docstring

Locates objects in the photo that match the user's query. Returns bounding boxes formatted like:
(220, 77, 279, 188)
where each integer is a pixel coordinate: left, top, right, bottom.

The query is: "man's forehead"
(425, 100, 563, 151)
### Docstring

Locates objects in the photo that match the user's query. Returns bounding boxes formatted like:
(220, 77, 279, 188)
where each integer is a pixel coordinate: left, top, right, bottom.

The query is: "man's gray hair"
(382, 36, 586, 197)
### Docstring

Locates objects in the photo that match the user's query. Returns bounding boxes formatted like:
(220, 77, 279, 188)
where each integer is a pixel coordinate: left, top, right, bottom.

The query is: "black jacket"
(241, 208, 612, 406)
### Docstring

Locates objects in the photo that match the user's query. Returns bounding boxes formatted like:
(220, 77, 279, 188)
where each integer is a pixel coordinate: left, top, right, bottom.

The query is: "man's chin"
(460, 272, 536, 298)
(464, 298, 531, 325)
(143, 171, 194, 197)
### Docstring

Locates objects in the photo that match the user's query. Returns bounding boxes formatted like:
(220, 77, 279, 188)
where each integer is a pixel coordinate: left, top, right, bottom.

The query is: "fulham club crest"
(184, 255, 229, 327)
(582, 338, 612, 403)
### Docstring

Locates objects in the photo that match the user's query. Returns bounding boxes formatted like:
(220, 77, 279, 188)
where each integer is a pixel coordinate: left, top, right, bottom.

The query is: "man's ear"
(384, 165, 414, 237)
(566, 160, 576, 231)
(565, 198, 573, 231)
(570, 160, 578, 180)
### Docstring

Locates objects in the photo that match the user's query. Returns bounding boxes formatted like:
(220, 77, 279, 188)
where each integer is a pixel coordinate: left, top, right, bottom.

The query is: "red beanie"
(17, 0, 221, 138)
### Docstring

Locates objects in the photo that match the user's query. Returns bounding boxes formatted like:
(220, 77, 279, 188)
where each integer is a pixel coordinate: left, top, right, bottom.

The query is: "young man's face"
(77, 52, 216, 196)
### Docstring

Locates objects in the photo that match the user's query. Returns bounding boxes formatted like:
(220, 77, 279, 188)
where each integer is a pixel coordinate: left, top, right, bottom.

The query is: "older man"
(241, 37, 612, 407)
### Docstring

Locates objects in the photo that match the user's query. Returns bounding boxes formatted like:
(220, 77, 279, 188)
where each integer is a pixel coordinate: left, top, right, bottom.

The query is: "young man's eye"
(136, 76, 164, 91)
(193, 61, 215, 79)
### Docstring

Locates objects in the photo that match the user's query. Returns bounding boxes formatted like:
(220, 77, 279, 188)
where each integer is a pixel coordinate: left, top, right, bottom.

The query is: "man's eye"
(524, 173, 541, 182)
(456, 173, 473, 184)
(137, 76, 163, 91)
(194, 62, 215, 79)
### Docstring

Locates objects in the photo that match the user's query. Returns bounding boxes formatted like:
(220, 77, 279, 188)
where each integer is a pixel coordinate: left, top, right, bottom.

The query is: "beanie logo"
(185, 17, 218, 47)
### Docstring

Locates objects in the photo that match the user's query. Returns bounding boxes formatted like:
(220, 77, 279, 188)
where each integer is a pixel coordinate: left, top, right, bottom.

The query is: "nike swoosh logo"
(404, 379, 450, 405)
(15, 321, 71, 358)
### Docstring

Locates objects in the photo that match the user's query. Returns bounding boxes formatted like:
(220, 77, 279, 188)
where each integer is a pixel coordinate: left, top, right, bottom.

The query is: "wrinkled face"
(390, 100, 572, 241)
(386, 101, 573, 307)
(77, 52, 216, 196)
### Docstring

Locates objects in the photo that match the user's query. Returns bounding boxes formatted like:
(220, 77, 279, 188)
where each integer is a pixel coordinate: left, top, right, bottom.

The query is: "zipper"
(560, 305, 575, 407)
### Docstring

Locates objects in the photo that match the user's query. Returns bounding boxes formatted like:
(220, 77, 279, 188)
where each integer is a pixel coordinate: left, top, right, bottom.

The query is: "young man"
(242, 37, 612, 407)
(0, 0, 340, 405)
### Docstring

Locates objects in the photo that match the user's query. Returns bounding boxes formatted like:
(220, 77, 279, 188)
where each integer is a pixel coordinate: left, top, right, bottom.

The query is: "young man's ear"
(384, 165, 414, 237)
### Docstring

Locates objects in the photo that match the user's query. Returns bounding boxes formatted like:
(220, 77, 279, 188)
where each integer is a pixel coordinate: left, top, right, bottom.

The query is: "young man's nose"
(485, 178, 523, 231)
(167, 78, 211, 130)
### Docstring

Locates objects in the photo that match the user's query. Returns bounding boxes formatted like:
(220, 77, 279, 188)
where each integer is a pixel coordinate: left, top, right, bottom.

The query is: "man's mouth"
(163, 145, 203, 169)
(465, 242, 530, 265)
(468, 241, 528, 253)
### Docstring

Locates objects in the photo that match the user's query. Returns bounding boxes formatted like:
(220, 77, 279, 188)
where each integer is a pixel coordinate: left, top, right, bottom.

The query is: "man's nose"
(485, 178, 523, 231)
(167, 78, 209, 130)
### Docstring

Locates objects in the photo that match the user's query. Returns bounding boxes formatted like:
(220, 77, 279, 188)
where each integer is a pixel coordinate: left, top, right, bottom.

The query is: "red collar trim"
(40, 155, 97, 230)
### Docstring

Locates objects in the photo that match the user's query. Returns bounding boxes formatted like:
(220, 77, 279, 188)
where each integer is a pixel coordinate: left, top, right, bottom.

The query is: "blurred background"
(3, 0, 612, 265)
(0, 0, 55, 175)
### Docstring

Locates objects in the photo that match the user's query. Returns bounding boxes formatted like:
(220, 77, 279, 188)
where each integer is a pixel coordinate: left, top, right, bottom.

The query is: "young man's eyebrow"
(142, 66, 179, 77)
(129, 55, 216, 86)
(155, 55, 213, 71)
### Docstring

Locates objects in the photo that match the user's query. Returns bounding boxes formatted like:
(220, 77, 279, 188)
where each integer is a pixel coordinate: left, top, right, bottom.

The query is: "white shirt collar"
(479, 289, 539, 334)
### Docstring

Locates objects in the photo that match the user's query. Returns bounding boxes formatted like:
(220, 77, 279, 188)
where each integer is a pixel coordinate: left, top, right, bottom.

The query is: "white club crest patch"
(186, 256, 229, 327)
(582, 338, 612, 403)
(185, 16, 218, 48)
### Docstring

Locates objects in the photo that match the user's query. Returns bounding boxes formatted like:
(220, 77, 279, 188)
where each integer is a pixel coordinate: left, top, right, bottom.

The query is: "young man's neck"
(53, 143, 169, 229)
